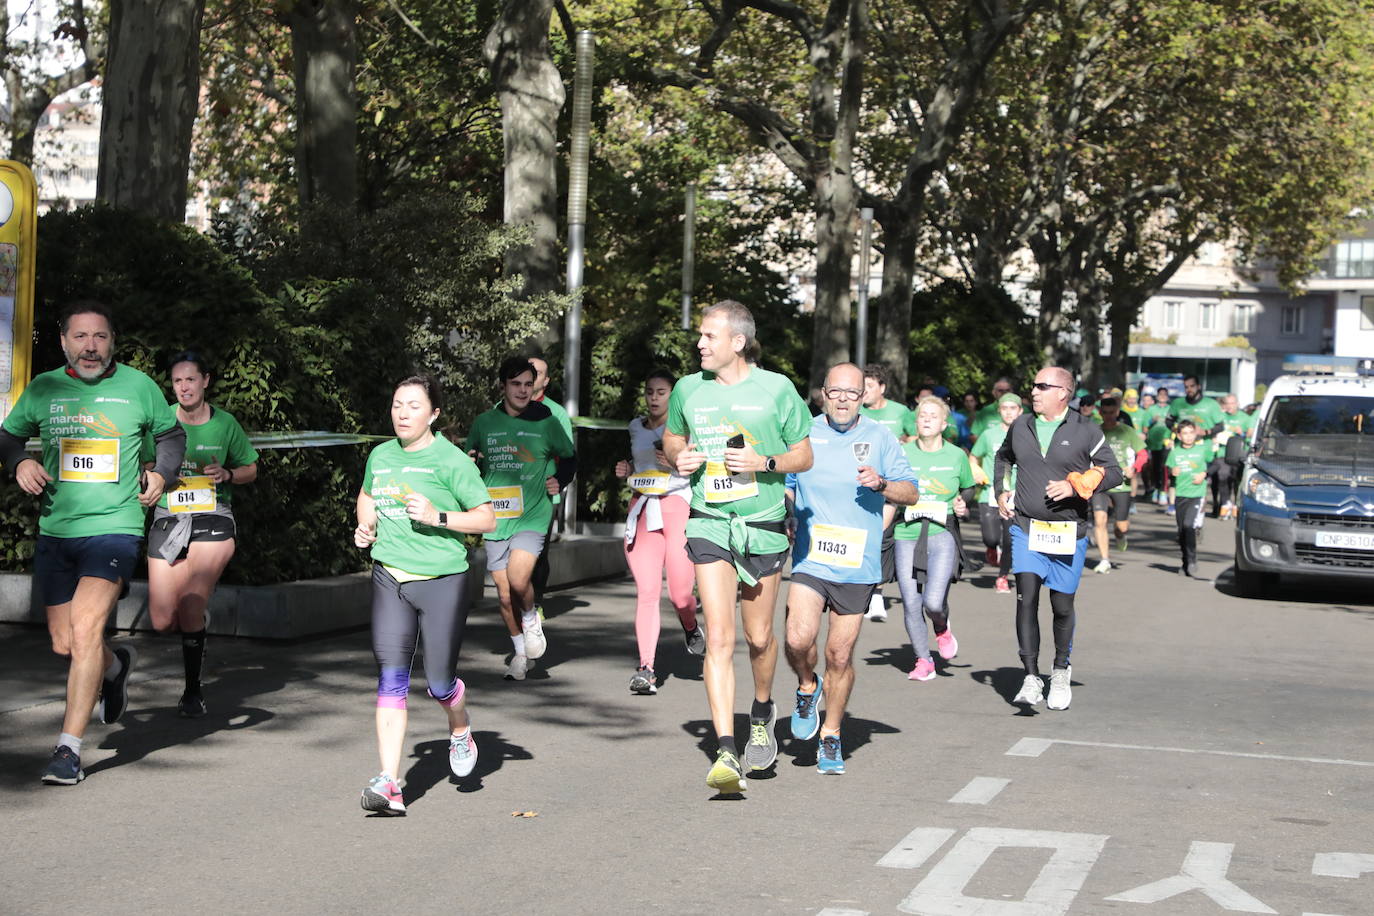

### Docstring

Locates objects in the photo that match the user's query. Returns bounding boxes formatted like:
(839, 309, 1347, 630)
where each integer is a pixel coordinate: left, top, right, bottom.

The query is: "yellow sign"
(0, 161, 36, 425)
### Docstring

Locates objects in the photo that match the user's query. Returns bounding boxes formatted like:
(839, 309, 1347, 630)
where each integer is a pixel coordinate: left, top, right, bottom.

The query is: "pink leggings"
(625, 495, 697, 667)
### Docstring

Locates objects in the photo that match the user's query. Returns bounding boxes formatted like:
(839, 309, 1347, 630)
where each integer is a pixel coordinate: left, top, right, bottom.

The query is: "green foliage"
(907, 281, 1041, 397)
(1214, 335, 1255, 352)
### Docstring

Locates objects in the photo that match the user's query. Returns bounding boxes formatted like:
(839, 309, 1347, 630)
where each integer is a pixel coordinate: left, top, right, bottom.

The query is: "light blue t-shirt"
(786, 415, 916, 584)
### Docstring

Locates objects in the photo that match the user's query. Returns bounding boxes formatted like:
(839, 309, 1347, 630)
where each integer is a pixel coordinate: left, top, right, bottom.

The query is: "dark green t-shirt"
(859, 401, 915, 440)
(363, 435, 491, 576)
(1169, 396, 1224, 436)
(465, 404, 575, 540)
(3, 364, 177, 537)
(970, 422, 1014, 506)
(158, 405, 259, 511)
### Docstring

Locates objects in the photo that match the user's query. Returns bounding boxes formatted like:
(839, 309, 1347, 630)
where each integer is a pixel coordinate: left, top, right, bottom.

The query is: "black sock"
(750, 698, 772, 719)
(718, 735, 737, 756)
(182, 629, 207, 693)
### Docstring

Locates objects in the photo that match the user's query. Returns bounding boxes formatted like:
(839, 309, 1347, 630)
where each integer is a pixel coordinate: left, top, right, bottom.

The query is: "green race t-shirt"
(1101, 423, 1146, 493)
(363, 436, 490, 576)
(158, 405, 259, 512)
(1221, 410, 1254, 439)
(1169, 396, 1224, 437)
(666, 367, 810, 554)
(465, 404, 575, 540)
(1034, 415, 1065, 454)
(1166, 441, 1214, 498)
(895, 440, 973, 539)
(1141, 404, 1172, 450)
(2, 364, 177, 537)
(859, 400, 915, 440)
(970, 422, 1014, 506)
(970, 401, 1001, 439)
(540, 397, 574, 506)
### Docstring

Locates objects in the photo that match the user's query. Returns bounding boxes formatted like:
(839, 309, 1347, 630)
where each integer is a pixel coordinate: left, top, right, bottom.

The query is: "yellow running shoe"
(706, 749, 747, 794)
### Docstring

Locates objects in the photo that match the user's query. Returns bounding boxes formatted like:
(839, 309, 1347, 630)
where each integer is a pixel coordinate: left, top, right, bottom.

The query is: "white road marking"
(1005, 737, 1374, 768)
(1105, 841, 1275, 913)
(877, 827, 956, 870)
(1313, 852, 1374, 878)
(817, 910, 868, 916)
(899, 827, 1107, 915)
(948, 776, 1010, 805)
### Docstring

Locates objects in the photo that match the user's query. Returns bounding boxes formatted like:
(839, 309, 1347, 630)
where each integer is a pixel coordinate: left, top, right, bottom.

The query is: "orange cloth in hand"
(1066, 467, 1104, 500)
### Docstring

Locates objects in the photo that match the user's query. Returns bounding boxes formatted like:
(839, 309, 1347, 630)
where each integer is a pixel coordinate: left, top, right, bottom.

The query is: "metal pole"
(855, 207, 873, 366)
(681, 182, 697, 330)
(563, 29, 594, 533)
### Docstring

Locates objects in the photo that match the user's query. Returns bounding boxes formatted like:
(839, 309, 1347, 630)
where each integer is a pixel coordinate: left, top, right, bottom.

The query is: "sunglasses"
(1032, 382, 1067, 391)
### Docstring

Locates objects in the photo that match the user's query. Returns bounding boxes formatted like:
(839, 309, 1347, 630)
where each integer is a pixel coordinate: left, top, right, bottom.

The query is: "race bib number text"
(809, 523, 867, 570)
(488, 486, 524, 519)
(703, 460, 758, 503)
(904, 500, 950, 524)
(1028, 519, 1076, 555)
(59, 438, 119, 483)
(169, 475, 217, 514)
(629, 470, 670, 495)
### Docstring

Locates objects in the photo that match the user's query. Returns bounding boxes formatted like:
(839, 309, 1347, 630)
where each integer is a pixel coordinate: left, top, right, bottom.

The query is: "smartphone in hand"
(726, 433, 745, 449)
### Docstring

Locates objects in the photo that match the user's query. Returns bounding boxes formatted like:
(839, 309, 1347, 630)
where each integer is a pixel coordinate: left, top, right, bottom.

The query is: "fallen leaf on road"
(511, 810, 539, 818)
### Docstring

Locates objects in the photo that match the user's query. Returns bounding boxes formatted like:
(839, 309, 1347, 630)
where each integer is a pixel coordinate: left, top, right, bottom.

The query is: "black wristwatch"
(437, 512, 448, 527)
(764, 456, 777, 473)
(876, 477, 887, 493)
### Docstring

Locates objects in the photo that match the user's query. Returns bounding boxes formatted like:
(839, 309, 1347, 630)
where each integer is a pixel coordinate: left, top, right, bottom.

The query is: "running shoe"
(817, 735, 845, 775)
(629, 666, 657, 695)
(984, 546, 999, 566)
(1128, 503, 1138, 516)
(908, 657, 936, 681)
(178, 692, 207, 719)
(994, 576, 1012, 594)
(1093, 558, 1112, 574)
(743, 702, 778, 771)
(865, 594, 887, 621)
(684, 624, 706, 657)
(99, 644, 137, 725)
(1047, 666, 1072, 710)
(522, 615, 547, 660)
(1116, 535, 1129, 552)
(706, 749, 747, 794)
(449, 730, 478, 778)
(935, 629, 958, 660)
(1165, 504, 1176, 516)
(504, 654, 528, 681)
(40, 745, 84, 786)
(1013, 674, 1044, 706)
(360, 773, 406, 815)
(790, 674, 823, 741)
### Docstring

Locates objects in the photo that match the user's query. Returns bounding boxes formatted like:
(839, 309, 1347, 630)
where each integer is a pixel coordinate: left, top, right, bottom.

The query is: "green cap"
(997, 393, 1022, 407)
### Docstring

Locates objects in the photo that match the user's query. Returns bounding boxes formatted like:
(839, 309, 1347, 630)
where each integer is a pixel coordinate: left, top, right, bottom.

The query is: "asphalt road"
(1, 506, 1371, 916)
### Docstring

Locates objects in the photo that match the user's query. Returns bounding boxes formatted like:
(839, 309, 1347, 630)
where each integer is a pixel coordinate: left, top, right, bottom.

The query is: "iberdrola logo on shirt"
(920, 476, 954, 497)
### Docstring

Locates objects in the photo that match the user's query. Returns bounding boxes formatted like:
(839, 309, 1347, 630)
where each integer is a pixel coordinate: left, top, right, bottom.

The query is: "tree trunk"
(1034, 248, 1068, 367)
(289, 0, 358, 210)
(1077, 294, 1102, 385)
(97, 0, 205, 221)
(1103, 294, 1139, 386)
(485, 0, 565, 300)
(874, 211, 918, 398)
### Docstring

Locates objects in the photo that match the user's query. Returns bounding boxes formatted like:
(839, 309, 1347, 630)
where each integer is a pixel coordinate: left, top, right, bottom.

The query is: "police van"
(1233, 356, 1374, 596)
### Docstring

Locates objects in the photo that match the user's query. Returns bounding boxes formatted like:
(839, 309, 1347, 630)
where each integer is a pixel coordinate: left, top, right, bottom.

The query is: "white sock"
(511, 634, 526, 656)
(58, 732, 82, 754)
(521, 609, 539, 627)
(103, 651, 122, 679)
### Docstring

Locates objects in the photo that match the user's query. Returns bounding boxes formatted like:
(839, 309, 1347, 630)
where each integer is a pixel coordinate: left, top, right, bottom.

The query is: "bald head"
(1031, 366, 1073, 420)
(822, 362, 864, 429)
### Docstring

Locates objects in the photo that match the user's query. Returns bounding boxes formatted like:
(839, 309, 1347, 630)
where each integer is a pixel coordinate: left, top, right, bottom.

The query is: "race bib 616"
(59, 438, 119, 483)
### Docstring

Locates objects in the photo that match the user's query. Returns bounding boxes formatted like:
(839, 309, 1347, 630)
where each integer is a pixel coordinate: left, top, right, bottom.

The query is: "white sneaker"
(865, 594, 887, 621)
(1093, 558, 1112, 574)
(1013, 674, 1044, 706)
(522, 615, 547, 660)
(449, 729, 478, 778)
(1047, 666, 1072, 710)
(504, 655, 529, 681)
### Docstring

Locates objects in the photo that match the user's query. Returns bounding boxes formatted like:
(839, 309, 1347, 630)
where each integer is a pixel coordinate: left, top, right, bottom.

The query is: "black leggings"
(1148, 449, 1169, 494)
(371, 564, 470, 708)
(978, 505, 1013, 576)
(1014, 573, 1075, 675)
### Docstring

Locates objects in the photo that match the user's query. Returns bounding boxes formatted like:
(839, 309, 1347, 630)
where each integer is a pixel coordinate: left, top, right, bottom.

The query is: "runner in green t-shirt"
(1141, 388, 1174, 506)
(1167, 375, 1225, 440)
(969, 392, 1022, 592)
(145, 351, 260, 718)
(663, 301, 812, 794)
(970, 376, 1015, 442)
(526, 355, 573, 612)
(859, 363, 913, 620)
(1215, 393, 1254, 518)
(465, 357, 576, 681)
(355, 375, 496, 815)
(1090, 396, 1146, 574)
(1165, 419, 1216, 578)
(0, 302, 185, 785)
(894, 397, 975, 681)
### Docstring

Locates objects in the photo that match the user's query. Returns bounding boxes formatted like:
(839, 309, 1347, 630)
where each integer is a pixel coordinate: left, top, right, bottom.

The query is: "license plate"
(1315, 531, 1374, 551)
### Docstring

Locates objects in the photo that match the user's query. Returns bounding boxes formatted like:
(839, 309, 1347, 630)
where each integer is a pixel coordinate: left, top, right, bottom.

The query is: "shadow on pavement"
(782, 715, 900, 768)
(1212, 565, 1374, 611)
(401, 730, 533, 806)
(970, 666, 1042, 716)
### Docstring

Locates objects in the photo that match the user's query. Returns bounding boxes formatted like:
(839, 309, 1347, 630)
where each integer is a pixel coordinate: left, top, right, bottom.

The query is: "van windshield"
(1265, 395, 1374, 436)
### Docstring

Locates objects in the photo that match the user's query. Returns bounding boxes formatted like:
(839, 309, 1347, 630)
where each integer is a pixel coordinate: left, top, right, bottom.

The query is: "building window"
(1163, 300, 1181, 330)
(1334, 239, 1374, 279)
(1281, 305, 1304, 336)
(1232, 303, 1256, 334)
(1198, 302, 1218, 331)
(1362, 296, 1374, 331)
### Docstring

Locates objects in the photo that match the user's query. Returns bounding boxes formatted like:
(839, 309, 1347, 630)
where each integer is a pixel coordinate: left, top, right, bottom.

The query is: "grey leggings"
(895, 527, 958, 662)
(371, 564, 470, 708)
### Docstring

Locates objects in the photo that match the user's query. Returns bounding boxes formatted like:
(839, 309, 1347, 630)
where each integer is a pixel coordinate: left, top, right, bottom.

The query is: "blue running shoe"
(790, 674, 823, 741)
(817, 734, 845, 775)
(99, 644, 137, 725)
(41, 745, 84, 785)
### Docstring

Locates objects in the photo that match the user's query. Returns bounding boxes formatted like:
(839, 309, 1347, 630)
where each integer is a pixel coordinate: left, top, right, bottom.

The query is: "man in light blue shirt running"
(784, 363, 918, 774)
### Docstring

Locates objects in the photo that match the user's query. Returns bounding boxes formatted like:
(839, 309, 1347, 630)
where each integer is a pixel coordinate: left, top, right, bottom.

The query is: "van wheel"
(1232, 564, 1273, 598)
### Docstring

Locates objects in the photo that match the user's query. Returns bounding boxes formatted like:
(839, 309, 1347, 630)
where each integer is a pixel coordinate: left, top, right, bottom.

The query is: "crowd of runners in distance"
(3, 297, 1258, 808)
